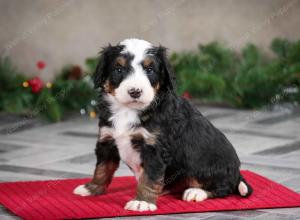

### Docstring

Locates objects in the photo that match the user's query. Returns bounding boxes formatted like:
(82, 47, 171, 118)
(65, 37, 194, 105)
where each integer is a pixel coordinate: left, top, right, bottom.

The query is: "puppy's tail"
(237, 174, 253, 197)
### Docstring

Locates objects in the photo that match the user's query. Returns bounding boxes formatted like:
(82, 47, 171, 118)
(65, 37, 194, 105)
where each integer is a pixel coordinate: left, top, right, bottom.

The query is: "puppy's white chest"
(115, 132, 142, 179)
(105, 108, 142, 179)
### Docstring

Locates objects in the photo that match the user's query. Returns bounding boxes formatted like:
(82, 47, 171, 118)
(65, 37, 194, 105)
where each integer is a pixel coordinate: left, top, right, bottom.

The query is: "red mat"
(0, 170, 300, 219)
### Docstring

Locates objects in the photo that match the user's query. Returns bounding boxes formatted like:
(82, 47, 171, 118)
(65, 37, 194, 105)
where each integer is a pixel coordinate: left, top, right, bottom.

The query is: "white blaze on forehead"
(120, 38, 152, 61)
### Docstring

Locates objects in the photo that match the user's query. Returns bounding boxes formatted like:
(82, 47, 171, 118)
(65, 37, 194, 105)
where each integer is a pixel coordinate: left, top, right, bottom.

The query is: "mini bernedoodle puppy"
(74, 38, 253, 211)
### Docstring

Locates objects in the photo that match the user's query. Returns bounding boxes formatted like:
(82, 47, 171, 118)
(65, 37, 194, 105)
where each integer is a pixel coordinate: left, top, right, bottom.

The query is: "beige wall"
(1, 0, 300, 80)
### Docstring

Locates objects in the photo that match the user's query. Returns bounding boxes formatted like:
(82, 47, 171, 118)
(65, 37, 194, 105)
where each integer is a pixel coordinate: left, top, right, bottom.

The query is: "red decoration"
(68, 65, 82, 80)
(182, 91, 192, 99)
(36, 61, 46, 70)
(28, 77, 43, 93)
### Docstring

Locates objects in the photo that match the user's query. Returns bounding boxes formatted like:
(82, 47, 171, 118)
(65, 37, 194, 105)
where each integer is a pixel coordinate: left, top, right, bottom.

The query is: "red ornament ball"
(36, 61, 46, 70)
(28, 77, 43, 93)
(182, 91, 192, 99)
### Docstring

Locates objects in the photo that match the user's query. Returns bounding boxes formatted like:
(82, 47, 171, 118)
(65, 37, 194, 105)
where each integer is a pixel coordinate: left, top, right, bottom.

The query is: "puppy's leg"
(125, 145, 165, 211)
(74, 139, 120, 196)
(124, 171, 163, 211)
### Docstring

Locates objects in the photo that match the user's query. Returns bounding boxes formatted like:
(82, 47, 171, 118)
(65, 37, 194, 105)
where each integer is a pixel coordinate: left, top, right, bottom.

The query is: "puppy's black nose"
(128, 88, 142, 99)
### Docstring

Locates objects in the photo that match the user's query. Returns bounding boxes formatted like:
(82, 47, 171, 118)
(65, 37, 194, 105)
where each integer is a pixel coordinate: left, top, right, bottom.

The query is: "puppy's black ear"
(93, 45, 111, 89)
(157, 46, 176, 91)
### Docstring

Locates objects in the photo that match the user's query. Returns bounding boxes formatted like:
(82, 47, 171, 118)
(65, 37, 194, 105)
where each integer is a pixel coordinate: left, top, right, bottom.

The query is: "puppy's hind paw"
(73, 184, 91, 196)
(124, 200, 157, 211)
(182, 188, 208, 202)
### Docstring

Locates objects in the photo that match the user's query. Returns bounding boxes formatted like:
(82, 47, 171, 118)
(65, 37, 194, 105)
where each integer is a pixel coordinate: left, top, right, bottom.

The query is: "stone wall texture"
(1, 0, 300, 80)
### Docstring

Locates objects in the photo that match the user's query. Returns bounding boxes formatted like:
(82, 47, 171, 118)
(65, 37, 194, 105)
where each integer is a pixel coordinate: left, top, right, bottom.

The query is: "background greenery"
(1, 38, 299, 122)
(0, 60, 97, 122)
(171, 38, 300, 108)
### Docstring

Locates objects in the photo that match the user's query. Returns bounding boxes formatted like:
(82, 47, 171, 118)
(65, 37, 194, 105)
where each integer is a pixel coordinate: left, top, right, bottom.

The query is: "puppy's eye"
(114, 67, 123, 73)
(146, 67, 154, 74)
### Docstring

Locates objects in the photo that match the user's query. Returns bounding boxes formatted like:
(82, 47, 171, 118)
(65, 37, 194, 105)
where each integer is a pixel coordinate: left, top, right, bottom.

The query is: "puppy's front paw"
(124, 200, 157, 211)
(182, 188, 208, 202)
(73, 182, 105, 196)
(73, 184, 91, 196)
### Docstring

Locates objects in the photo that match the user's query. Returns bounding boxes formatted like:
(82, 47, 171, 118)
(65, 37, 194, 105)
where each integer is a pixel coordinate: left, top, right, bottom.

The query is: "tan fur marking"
(100, 135, 113, 143)
(85, 161, 119, 195)
(130, 128, 159, 146)
(154, 83, 160, 94)
(135, 170, 164, 204)
(162, 176, 204, 195)
(143, 57, 154, 67)
(103, 80, 115, 95)
(186, 177, 213, 198)
(187, 177, 203, 188)
(145, 130, 158, 145)
(115, 56, 126, 67)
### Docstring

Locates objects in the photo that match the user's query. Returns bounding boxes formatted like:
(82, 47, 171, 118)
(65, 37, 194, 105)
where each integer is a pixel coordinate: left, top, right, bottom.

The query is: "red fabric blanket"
(0, 170, 300, 219)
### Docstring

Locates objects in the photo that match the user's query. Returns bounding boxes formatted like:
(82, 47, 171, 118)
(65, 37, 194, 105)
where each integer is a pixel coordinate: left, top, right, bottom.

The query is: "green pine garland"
(170, 38, 300, 108)
(0, 58, 33, 113)
(0, 60, 97, 122)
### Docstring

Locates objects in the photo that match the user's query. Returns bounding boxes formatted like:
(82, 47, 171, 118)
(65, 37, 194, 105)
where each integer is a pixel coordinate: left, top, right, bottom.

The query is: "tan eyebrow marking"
(143, 57, 154, 67)
(115, 56, 126, 67)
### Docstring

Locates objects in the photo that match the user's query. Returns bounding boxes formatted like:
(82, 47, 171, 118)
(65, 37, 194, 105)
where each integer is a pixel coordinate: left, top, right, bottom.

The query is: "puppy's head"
(94, 38, 175, 110)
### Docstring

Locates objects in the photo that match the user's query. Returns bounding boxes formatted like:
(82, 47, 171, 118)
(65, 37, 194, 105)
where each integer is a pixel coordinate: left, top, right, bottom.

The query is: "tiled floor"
(1, 105, 300, 219)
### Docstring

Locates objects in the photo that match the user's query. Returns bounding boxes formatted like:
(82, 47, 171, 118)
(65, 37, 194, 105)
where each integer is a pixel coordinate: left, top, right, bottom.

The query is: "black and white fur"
(74, 38, 253, 211)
